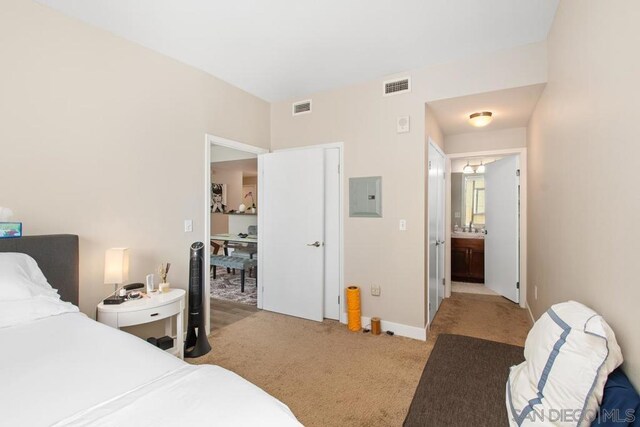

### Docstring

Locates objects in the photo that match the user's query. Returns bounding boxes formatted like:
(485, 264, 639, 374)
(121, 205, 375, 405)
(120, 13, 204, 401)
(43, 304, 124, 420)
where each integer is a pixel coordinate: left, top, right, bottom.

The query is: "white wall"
(0, 0, 270, 316)
(445, 127, 527, 154)
(528, 0, 640, 387)
(271, 43, 547, 330)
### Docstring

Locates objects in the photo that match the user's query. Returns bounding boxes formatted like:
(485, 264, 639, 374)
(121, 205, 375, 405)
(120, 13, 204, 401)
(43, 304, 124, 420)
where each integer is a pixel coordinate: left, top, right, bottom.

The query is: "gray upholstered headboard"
(0, 235, 79, 305)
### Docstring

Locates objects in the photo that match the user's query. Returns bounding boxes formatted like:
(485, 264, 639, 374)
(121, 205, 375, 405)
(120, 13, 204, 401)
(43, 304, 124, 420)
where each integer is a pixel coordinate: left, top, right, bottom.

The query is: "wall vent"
(292, 99, 312, 116)
(383, 77, 411, 96)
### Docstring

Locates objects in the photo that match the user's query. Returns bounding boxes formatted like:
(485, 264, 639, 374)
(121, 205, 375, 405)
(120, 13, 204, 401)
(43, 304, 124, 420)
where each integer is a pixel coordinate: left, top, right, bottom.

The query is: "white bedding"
(0, 310, 301, 426)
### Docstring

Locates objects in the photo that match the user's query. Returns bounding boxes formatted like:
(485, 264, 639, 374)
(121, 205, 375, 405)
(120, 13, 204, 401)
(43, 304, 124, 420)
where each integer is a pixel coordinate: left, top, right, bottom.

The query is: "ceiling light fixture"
(476, 161, 486, 174)
(469, 111, 493, 127)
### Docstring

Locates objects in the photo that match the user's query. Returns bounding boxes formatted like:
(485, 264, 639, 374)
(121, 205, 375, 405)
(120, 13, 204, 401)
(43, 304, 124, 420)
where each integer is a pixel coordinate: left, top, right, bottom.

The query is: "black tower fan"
(184, 241, 211, 358)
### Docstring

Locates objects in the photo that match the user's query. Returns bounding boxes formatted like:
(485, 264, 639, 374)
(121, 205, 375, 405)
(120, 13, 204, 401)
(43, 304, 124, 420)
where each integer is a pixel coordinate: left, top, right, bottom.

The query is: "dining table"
(210, 233, 258, 274)
(210, 233, 258, 244)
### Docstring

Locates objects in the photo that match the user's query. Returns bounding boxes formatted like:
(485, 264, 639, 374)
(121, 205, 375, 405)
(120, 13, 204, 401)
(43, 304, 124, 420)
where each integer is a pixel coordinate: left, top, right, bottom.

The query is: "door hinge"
(338, 295, 340, 305)
(442, 278, 445, 286)
(428, 161, 432, 170)
(338, 163, 340, 173)
(516, 169, 520, 177)
(516, 281, 520, 289)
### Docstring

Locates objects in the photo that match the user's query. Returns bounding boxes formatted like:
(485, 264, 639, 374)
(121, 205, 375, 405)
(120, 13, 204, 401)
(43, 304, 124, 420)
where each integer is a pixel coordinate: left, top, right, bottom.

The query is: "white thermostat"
(397, 116, 410, 133)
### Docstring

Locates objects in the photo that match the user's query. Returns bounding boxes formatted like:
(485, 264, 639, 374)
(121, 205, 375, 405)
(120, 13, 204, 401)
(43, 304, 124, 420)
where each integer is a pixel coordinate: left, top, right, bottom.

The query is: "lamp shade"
(0, 207, 13, 221)
(104, 248, 129, 284)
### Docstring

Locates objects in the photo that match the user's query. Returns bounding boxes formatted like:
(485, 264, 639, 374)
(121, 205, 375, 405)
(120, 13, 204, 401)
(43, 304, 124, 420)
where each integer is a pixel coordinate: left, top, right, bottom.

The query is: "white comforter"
(53, 364, 298, 427)
(0, 302, 301, 426)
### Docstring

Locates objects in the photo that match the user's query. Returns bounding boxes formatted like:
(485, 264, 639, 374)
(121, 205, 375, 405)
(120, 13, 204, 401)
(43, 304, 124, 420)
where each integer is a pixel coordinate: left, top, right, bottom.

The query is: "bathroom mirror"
(463, 175, 485, 227)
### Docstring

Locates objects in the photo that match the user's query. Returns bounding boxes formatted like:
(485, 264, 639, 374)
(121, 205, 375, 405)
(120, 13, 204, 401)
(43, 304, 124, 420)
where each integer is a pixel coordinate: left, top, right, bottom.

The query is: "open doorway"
(446, 149, 527, 307)
(204, 135, 268, 333)
(210, 156, 259, 305)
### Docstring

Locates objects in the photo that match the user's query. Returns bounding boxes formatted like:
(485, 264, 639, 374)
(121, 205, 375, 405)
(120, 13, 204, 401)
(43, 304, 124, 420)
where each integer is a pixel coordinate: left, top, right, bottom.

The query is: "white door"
(324, 148, 340, 320)
(428, 142, 446, 323)
(261, 148, 325, 321)
(484, 155, 520, 303)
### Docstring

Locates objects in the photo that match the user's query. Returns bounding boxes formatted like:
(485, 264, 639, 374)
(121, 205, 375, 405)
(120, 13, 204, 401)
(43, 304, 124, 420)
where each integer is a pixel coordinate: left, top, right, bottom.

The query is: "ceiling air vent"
(383, 77, 411, 96)
(292, 99, 312, 116)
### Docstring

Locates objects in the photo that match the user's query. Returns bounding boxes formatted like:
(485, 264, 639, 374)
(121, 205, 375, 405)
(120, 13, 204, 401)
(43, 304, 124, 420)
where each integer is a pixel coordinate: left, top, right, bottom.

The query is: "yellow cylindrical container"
(371, 317, 381, 335)
(346, 286, 361, 331)
(346, 286, 361, 310)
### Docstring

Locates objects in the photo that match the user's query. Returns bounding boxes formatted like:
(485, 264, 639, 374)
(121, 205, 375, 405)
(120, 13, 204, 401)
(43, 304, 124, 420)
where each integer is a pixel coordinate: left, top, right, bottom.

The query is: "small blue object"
(592, 368, 640, 426)
(0, 222, 22, 239)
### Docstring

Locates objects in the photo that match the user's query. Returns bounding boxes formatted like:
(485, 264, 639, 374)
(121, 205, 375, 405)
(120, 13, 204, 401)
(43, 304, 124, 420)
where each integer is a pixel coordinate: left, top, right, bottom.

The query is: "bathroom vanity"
(451, 234, 485, 283)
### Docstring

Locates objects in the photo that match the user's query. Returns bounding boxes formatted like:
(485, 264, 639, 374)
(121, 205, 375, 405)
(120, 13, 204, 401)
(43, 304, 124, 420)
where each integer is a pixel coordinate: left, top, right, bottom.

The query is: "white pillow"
(507, 301, 623, 426)
(0, 253, 60, 301)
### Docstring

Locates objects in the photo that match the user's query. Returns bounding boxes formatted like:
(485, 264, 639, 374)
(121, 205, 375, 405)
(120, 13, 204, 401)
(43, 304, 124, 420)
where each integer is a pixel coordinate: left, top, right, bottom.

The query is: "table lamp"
(104, 248, 129, 294)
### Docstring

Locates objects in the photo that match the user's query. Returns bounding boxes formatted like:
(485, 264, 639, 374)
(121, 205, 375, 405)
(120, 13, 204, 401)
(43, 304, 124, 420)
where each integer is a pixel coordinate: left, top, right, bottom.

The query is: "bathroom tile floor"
(451, 281, 498, 295)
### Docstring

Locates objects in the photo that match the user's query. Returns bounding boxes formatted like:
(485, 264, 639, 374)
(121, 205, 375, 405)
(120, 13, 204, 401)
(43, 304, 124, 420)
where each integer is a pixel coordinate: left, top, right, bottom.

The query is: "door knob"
(307, 241, 321, 247)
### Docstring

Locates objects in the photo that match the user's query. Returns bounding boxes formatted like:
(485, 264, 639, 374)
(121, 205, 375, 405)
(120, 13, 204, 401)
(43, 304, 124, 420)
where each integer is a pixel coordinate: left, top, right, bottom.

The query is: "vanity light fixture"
(469, 111, 493, 127)
(476, 161, 486, 174)
(463, 162, 474, 174)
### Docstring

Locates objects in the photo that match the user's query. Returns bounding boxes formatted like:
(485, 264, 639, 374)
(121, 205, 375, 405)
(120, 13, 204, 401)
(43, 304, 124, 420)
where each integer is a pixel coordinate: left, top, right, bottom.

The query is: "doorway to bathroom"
(446, 148, 527, 307)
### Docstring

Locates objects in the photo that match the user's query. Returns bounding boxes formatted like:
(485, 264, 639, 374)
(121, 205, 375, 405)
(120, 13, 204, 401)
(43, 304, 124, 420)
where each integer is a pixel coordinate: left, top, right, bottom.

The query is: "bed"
(0, 235, 301, 427)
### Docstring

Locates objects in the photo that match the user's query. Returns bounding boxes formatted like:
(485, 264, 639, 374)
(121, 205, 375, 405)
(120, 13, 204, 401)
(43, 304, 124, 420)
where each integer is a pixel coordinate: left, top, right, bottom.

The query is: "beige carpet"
(190, 292, 532, 426)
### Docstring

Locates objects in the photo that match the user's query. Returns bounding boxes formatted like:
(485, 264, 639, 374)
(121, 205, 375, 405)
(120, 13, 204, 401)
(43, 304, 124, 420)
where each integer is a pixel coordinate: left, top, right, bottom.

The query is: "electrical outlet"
(399, 219, 407, 231)
(184, 219, 193, 233)
(371, 285, 381, 296)
(534, 286, 538, 300)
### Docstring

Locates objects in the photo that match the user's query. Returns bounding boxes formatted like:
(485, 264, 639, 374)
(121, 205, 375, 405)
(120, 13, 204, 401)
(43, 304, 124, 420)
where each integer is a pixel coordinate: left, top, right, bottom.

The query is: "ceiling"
(35, 0, 558, 102)
(211, 158, 258, 177)
(428, 84, 546, 136)
(210, 145, 257, 163)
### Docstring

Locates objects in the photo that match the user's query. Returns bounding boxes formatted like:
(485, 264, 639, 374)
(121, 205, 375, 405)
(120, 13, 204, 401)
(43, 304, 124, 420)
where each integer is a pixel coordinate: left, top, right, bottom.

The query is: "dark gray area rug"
(209, 268, 257, 306)
(404, 334, 524, 427)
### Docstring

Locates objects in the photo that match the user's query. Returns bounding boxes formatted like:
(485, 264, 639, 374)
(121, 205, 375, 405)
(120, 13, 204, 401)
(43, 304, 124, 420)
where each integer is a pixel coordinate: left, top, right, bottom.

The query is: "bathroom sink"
(452, 231, 485, 239)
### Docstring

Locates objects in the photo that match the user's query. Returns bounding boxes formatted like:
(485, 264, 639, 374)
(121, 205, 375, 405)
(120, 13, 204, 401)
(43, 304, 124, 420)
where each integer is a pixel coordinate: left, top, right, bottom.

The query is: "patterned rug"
(210, 267, 257, 306)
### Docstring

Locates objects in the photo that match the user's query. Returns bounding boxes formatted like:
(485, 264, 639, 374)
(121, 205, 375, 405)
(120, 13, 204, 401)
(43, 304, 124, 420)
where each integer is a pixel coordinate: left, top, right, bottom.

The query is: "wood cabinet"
(451, 238, 485, 283)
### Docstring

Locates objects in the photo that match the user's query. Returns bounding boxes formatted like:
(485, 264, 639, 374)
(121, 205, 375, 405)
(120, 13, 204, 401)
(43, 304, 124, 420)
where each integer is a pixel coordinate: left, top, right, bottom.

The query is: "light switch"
(184, 219, 193, 232)
(399, 219, 407, 231)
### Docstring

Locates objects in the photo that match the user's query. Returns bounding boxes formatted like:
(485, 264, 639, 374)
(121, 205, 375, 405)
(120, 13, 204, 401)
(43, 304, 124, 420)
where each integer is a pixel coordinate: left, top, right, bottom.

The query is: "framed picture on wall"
(211, 183, 227, 213)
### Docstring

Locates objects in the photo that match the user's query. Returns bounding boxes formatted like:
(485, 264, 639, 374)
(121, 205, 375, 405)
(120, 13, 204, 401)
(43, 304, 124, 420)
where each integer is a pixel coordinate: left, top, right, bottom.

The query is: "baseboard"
(360, 315, 427, 341)
(338, 313, 426, 341)
(526, 303, 535, 325)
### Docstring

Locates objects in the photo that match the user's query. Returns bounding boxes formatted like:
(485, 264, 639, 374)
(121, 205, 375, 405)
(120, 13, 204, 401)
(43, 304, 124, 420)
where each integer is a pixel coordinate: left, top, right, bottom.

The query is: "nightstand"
(97, 288, 186, 360)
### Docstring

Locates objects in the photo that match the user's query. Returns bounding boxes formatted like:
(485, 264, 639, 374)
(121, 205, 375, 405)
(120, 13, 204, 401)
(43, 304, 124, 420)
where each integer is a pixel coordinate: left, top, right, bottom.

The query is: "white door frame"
(426, 138, 447, 325)
(445, 147, 528, 309)
(204, 134, 269, 334)
(266, 142, 345, 323)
